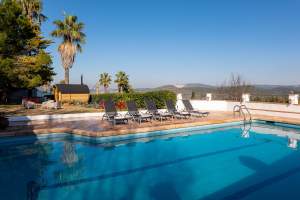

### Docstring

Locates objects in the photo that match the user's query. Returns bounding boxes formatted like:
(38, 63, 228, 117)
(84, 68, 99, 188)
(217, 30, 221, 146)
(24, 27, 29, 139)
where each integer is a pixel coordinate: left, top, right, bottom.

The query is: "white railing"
(176, 99, 300, 119)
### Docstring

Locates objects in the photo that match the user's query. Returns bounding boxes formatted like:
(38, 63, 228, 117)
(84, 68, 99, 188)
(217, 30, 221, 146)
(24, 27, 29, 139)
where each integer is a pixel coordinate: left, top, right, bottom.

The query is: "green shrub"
(250, 96, 289, 104)
(90, 90, 176, 109)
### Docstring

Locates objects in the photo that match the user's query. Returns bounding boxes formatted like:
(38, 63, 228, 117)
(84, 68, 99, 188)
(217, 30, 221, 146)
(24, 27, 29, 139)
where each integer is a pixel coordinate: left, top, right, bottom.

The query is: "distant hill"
(89, 83, 300, 98)
(141, 83, 300, 98)
(253, 85, 300, 95)
(183, 83, 215, 88)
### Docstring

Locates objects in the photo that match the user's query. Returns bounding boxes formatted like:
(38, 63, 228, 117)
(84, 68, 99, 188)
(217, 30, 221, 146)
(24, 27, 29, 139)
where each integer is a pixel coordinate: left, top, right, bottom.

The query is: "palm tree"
(115, 71, 129, 93)
(51, 15, 85, 84)
(99, 73, 112, 93)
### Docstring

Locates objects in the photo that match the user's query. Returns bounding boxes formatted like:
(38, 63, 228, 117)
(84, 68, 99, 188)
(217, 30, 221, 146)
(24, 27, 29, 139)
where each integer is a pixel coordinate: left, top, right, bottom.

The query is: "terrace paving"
(1, 111, 300, 138)
(1, 112, 240, 137)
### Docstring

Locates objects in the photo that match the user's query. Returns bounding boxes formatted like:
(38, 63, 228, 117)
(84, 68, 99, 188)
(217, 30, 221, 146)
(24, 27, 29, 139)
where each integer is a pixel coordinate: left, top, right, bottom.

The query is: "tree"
(217, 73, 253, 101)
(191, 91, 196, 99)
(99, 73, 111, 93)
(51, 15, 85, 84)
(18, 0, 46, 27)
(114, 71, 130, 93)
(0, 0, 55, 102)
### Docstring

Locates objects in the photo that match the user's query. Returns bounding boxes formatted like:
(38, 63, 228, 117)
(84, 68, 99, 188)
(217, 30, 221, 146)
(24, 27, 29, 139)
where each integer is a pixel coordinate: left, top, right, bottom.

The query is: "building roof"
(54, 84, 90, 94)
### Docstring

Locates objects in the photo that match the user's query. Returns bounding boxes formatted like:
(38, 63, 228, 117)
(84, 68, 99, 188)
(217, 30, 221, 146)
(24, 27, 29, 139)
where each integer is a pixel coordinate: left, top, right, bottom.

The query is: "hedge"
(90, 90, 176, 109)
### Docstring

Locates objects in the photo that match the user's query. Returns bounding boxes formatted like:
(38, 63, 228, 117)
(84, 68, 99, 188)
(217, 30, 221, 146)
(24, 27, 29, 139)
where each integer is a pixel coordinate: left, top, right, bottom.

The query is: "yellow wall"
(59, 94, 89, 102)
(53, 88, 89, 103)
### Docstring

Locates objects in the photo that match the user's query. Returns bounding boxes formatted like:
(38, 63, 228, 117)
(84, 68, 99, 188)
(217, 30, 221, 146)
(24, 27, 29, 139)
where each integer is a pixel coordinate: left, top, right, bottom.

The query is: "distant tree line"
(189, 74, 292, 104)
(250, 95, 289, 104)
(215, 74, 253, 102)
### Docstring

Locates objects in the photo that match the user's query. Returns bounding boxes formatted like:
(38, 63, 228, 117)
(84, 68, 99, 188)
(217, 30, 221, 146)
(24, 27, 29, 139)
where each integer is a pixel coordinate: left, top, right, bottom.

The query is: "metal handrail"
(240, 105, 252, 122)
(233, 104, 252, 123)
(233, 104, 253, 138)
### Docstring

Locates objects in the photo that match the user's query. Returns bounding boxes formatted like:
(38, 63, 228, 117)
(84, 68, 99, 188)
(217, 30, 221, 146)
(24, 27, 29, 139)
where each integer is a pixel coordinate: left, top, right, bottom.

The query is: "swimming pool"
(1, 121, 300, 200)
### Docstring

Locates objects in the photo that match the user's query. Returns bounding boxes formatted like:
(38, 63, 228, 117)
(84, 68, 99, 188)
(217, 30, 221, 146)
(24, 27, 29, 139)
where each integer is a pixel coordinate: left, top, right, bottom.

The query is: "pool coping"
(0, 120, 246, 145)
(0, 117, 242, 138)
(2, 119, 300, 146)
(1, 115, 300, 141)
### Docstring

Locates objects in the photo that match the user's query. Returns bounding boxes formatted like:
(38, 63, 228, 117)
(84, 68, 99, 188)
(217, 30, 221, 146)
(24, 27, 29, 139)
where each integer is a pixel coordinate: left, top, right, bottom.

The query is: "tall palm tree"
(115, 71, 129, 93)
(51, 15, 85, 84)
(99, 73, 112, 93)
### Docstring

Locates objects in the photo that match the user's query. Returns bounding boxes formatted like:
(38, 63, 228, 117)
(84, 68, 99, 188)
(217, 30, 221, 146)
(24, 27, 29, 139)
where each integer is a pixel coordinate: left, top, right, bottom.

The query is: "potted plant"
(0, 112, 9, 130)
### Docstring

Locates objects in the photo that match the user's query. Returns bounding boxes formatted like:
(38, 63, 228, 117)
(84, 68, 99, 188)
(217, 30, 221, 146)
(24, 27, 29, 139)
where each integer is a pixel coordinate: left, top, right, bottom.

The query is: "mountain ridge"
(89, 83, 300, 95)
(150, 83, 300, 96)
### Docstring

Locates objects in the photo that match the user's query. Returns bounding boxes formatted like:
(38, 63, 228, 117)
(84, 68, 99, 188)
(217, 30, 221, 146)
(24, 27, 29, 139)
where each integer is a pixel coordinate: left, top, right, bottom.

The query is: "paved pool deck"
(0, 111, 300, 138)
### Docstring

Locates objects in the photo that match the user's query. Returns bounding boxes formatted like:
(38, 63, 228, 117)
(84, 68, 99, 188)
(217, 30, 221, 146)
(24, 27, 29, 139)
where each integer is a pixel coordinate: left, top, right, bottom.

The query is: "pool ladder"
(233, 104, 252, 124)
(233, 104, 253, 138)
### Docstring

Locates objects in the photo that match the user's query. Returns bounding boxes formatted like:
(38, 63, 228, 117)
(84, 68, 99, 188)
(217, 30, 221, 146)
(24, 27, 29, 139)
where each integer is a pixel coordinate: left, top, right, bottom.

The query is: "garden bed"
(0, 104, 101, 117)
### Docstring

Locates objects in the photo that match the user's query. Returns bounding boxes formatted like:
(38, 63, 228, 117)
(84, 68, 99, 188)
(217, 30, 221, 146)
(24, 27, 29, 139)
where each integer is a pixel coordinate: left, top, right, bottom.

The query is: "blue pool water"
(2, 121, 300, 199)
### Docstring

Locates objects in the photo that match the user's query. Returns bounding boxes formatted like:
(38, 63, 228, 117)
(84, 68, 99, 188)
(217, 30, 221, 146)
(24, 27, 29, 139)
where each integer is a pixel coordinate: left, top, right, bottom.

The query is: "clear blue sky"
(42, 0, 300, 88)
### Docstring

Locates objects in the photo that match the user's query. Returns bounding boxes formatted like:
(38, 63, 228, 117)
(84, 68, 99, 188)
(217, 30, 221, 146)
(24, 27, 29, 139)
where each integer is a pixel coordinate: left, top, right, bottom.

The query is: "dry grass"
(0, 104, 101, 116)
